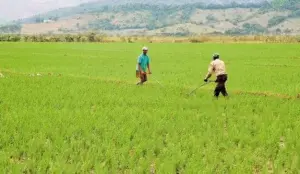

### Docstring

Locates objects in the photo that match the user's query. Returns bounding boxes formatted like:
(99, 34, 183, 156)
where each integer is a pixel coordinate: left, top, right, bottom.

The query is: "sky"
(0, 0, 98, 20)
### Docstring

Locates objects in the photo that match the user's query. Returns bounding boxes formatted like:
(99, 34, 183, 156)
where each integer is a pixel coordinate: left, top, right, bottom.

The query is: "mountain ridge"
(9, 0, 272, 22)
(1, 0, 300, 36)
(17, 1, 270, 24)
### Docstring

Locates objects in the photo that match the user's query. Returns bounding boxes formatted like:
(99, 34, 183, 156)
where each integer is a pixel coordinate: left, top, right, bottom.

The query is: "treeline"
(0, 33, 107, 42)
(271, 0, 300, 10)
(0, 24, 21, 34)
(0, 33, 300, 43)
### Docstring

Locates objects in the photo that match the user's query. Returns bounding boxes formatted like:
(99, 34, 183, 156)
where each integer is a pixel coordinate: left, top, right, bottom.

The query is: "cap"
(142, 46, 148, 51)
(212, 53, 219, 59)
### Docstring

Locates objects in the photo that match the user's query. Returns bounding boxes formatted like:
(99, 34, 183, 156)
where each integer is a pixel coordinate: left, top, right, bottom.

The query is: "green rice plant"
(0, 42, 300, 173)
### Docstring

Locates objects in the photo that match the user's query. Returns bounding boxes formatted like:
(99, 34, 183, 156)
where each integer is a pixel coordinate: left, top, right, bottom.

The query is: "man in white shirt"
(204, 53, 228, 98)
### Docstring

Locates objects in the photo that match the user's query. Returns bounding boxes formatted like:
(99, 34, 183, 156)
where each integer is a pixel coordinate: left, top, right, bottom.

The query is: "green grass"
(0, 42, 300, 173)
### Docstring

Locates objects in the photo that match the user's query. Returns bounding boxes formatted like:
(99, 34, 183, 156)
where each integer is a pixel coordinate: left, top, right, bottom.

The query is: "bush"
(288, 9, 300, 18)
(296, 36, 300, 43)
(267, 16, 287, 27)
(0, 24, 21, 34)
(243, 23, 267, 34)
(23, 35, 30, 42)
(232, 15, 243, 24)
(276, 28, 281, 33)
(64, 35, 74, 42)
(225, 28, 247, 35)
(87, 32, 96, 42)
(225, 23, 268, 35)
(0, 35, 10, 41)
(189, 36, 210, 43)
(0, 33, 299, 43)
(189, 38, 202, 43)
(206, 14, 218, 22)
(9, 35, 21, 42)
(48, 36, 61, 42)
(120, 37, 126, 42)
(80, 36, 88, 42)
(127, 37, 133, 43)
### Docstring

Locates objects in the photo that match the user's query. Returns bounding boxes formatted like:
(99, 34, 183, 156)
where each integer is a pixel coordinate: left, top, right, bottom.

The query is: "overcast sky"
(0, 0, 98, 20)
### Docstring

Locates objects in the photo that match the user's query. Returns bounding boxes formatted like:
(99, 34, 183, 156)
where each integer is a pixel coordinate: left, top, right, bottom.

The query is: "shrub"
(267, 16, 287, 27)
(9, 35, 22, 42)
(87, 32, 96, 42)
(0, 35, 10, 41)
(189, 38, 202, 43)
(80, 36, 88, 42)
(48, 36, 61, 42)
(94, 34, 106, 42)
(243, 23, 267, 34)
(296, 36, 300, 43)
(225, 28, 246, 35)
(0, 24, 21, 34)
(64, 35, 74, 42)
(0, 33, 299, 43)
(288, 9, 300, 18)
(189, 36, 210, 43)
(206, 14, 218, 22)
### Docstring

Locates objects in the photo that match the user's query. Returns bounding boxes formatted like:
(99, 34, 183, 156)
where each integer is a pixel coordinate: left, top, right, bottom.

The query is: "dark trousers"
(214, 74, 228, 97)
(136, 70, 147, 84)
(140, 73, 147, 83)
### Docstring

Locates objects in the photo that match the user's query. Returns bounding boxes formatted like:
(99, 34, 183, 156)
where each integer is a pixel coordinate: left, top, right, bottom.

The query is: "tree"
(35, 17, 44, 23)
(0, 24, 22, 34)
(243, 23, 267, 34)
(289, 9, 300, 17)
(271, 0, 300, 9)
(87, 32, 96, 42)
(268, 16, 287, 27)
(271, 0, 286, 9)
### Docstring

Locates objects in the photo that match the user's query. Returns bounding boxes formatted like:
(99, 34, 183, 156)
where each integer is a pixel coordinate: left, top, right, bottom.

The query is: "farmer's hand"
(141, 71, 146, 74)
(148, 71, 152, 74)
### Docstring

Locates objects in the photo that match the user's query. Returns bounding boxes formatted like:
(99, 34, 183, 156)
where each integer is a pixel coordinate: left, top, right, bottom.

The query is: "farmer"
(204, 53, 228, 98)
(136, 46, 151, 85)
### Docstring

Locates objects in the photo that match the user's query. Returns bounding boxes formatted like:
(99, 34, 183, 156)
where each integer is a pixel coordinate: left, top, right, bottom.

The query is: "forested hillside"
(1, 0, 300, 36)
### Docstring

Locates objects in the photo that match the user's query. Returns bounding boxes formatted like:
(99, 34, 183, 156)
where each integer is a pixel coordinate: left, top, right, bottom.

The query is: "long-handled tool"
(187, 80, 214, 96)
(143, 72, 164, 88)
(137, 72, 164, 88)
(151, 75, 164, 88)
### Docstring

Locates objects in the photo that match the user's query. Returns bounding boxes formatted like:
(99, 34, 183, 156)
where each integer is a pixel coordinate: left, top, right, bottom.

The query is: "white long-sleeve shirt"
(207, 59, 226, 77)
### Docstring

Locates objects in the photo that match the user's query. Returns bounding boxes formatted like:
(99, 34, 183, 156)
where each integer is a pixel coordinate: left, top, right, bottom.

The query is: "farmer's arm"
(147, 58, 151, 74)
(205, 62, 214, 80)
(205, 72, 212, 80)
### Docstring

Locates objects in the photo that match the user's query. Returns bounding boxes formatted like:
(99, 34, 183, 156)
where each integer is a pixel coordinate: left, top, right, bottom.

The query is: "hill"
(2, 0, 300, 36)
(0, 18, 7, 24)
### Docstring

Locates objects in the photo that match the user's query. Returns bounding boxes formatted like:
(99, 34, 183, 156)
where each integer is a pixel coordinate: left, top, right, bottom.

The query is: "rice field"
(0, 42, 300, 173)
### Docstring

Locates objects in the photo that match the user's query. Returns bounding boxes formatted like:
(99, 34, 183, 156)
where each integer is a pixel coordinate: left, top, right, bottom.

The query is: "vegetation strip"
(1, 69, 296, 100)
